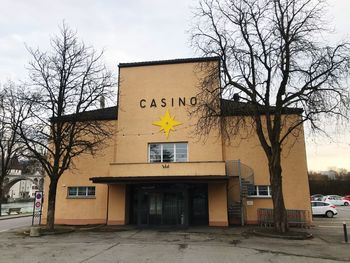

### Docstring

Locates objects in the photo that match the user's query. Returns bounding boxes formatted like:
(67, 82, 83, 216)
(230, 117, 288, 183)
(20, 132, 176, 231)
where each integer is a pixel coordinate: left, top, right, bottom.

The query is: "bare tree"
(191, 0, 350, 232)
(0, 82, 28, 216)
(19, 24, 115, 230)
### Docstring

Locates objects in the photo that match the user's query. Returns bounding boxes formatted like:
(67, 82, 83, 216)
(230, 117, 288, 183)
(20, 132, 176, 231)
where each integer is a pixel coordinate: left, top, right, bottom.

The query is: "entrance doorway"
(128, 183, 208, 227)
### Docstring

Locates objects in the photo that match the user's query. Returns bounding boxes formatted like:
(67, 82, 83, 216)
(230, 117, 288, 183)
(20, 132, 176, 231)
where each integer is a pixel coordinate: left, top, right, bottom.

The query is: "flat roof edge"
(90, 175, 230, 184)
(119, 56, 220, 68)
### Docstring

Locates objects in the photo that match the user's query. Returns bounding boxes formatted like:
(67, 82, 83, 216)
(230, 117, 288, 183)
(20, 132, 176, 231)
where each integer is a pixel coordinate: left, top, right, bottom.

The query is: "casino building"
(42, 57, 312, 227)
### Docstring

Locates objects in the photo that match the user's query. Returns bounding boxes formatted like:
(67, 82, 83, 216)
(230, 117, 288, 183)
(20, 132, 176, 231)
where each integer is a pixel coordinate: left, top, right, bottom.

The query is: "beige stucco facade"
(42, 57, 311, 227)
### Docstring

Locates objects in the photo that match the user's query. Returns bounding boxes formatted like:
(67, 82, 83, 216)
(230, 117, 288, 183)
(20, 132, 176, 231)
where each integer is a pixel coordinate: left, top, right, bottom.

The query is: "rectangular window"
(87, 187, 96, 196)
(67, 186, 96, 198)
(68, 187, 77, 196)
(248, 185, 271, 197)
(149, 143, 188, 163)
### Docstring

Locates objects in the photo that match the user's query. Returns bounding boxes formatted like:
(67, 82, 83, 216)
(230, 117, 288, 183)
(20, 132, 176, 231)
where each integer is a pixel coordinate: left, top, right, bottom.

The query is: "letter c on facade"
(140, 99, 146, 108)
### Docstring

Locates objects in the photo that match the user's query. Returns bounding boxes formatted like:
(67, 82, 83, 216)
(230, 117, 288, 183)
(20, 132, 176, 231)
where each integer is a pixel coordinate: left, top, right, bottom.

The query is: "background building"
(3, 158, 44, 201)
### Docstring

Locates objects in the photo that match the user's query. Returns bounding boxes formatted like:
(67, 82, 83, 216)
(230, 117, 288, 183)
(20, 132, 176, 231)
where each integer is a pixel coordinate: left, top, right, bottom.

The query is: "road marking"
(314, 222, 350, 224)
(314, 221, 350, 224)
(316, 225, 343, 228)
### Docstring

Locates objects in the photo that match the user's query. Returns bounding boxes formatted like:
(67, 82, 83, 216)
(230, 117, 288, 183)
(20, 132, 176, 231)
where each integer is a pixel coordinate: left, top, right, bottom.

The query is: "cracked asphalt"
(0, 226, 349, 263)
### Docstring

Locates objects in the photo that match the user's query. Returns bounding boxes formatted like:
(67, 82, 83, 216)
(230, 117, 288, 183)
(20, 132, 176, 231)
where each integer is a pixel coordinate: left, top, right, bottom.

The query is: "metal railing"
(226, 160, 255, 226)
(225, 160, 254, 185)
(257, 208, 310, 228)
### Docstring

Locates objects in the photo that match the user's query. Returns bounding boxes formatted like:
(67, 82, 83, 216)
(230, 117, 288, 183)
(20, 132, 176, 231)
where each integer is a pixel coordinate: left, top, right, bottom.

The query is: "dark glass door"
(138, 191, 149, 225)
(149, 193, 162, 225)
(130, 184, 208, 227)
(134, 187, 186, 226)
(190, 185, 208, 225)
(163, 192, 185, 225)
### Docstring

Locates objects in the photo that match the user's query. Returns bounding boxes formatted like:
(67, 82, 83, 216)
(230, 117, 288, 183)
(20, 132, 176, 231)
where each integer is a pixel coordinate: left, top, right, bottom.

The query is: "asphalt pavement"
(311, 205, 350, 243)
(0, 225, 349, 263)
(313, 206, 350, 226)
(0, 207, 349, 262)
(0, 215, 32, 233)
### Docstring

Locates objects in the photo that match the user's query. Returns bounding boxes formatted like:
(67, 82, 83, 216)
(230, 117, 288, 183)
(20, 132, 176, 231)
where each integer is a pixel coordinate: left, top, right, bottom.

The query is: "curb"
(23, 227, 75, 236)
(0, 214, 32, 221)
(251, 229, 313, 240)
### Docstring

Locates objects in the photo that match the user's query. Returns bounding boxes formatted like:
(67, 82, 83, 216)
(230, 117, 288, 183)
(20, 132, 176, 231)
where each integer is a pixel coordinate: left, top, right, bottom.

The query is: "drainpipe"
(225, 161, 230, 227)
(106, 185, 110, 225)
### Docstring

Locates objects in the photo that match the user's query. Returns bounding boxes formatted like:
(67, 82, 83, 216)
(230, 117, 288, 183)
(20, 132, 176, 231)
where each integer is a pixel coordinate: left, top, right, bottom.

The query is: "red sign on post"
(34, 191, 43, 211)
(36, 192, 42, 200)
(32, 191, 43, 226)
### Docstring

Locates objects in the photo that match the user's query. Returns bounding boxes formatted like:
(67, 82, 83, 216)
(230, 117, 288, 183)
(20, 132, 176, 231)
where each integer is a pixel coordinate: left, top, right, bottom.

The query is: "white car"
(322, 195, 350, 206)
(311, 201, 338, 218)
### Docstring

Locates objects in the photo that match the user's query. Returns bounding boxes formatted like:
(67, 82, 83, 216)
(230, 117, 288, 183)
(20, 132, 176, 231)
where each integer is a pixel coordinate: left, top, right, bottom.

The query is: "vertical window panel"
(248, 185, 271, 197)
(87, 187, 96, 196)
(149, 144, 161, 163)
(68, 187, 77, 196)
(258, 186, 269, 196)
(162, 144, 174, 162)
(78, 187, 86, 196)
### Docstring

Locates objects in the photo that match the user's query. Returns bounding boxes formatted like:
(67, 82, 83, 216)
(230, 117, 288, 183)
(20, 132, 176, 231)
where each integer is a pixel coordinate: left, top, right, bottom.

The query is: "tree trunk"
(0, 187, 2, 217)
(0, 177, 3, 217)
(269, 148, 289, 233)
(46, 178, 58, 230)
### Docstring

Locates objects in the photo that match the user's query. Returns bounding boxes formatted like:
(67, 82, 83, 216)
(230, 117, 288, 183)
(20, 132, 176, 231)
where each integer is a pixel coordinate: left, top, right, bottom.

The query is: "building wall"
(223, 115, 312, 224)
(208, 183, 228, 226)
(114, 61, 223, 166)
(107, 184, 126, 225)
(112, 61, 228, 227)
(42, 60, 311, 226)
(41, 121, 116, 225)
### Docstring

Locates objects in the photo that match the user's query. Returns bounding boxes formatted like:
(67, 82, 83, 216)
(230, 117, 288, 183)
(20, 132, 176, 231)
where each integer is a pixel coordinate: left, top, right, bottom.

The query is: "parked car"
(322, 195, 350, 206)
(343, 196, 350, 202)
(311, 194, 324, 201)
(311, 201, 338, 218)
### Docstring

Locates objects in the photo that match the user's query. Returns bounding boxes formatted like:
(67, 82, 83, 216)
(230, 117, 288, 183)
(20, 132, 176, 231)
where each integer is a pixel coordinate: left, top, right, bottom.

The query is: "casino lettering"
(139, 96, 197, 108)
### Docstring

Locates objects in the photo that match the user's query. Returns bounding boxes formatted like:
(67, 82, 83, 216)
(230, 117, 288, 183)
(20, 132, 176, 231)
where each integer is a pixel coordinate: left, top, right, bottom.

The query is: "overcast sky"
(0, 0, 349, 171)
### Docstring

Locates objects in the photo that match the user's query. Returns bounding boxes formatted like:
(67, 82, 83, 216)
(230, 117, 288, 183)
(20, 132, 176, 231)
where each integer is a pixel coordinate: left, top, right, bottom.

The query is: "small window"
(258, 186, 269, 196)
(175, 143, 187, 162)
(162, 144, 174, 162)
(78, 187, 86, 196)
(149, 144, 161, 162)
(149, 143, 188, 163)
(67, 186, 96, 198)
(248, 185, 271, 197)
(68, 187, 77, 196)
(87, 187, 95, 196)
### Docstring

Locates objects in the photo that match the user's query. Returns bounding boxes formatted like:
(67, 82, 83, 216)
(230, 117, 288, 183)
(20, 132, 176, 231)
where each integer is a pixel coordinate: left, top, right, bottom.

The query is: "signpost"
(32, 191, 43, 226)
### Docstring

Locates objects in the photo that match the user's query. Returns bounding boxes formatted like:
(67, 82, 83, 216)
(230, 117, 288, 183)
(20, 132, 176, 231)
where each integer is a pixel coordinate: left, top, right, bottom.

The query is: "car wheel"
(345, 202, 349, 206)
(326, 211, 334, 218)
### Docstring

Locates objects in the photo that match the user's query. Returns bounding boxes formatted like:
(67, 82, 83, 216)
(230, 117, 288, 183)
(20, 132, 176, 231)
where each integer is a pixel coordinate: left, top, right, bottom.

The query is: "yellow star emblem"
(152, 109, 182, 139)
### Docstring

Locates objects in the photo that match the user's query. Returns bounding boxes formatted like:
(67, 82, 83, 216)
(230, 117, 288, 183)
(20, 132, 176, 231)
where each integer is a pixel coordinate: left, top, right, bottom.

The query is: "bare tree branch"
(0, 82, 30, 215)
(191, 0, 350, 233)
(19, 23, 116, 229)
